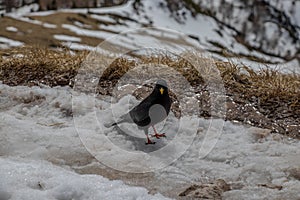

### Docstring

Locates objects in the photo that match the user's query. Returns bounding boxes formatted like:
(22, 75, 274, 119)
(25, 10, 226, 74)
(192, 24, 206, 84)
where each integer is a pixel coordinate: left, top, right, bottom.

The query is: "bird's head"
(155, 79, 168, 95)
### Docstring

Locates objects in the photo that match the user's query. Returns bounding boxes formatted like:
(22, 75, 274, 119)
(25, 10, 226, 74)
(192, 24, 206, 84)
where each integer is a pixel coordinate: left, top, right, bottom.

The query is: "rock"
(38, 0, 98, 10)
(38, 0, 54, 10)
(288, 168, 300, 180)
(56, 0, 73, 9)
(73, 0, 95, 8)
(178, 179, 230, 199)
(248, 126, 272, 141)
(257, 183, 283, 190)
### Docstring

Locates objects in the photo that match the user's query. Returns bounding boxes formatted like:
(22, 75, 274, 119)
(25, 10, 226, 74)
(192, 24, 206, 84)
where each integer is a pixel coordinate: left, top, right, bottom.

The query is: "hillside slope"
(0, 0, 299, 72)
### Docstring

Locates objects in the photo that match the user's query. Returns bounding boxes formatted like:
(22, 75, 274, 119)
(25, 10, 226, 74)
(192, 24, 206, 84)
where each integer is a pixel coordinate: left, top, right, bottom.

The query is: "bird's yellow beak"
(160, 88, 164, 95)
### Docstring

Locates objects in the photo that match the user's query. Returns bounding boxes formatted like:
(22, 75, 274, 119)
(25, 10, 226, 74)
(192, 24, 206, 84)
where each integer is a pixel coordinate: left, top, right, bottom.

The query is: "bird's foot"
(145, 138, 156, 145)
(151, 133, 166, 139)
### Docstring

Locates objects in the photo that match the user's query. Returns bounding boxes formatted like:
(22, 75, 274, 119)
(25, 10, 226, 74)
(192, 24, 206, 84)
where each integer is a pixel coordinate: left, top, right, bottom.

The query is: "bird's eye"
(159, 88, 164, 95)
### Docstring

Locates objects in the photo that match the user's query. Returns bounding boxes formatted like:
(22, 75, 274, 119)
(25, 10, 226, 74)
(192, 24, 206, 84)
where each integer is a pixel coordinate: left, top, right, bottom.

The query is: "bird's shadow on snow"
(110, 126, 170, 153)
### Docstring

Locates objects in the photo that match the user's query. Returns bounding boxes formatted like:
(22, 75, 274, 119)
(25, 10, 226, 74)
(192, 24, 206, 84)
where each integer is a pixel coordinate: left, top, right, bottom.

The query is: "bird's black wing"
(108, 95, 154, 127)
(129, 95, 155, 126)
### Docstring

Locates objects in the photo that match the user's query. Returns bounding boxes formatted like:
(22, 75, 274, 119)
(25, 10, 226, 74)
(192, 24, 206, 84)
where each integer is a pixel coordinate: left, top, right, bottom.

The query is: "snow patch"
(54, 34, 82, 42)
(0, 36, 24, 48)
(1, 83, 300, 199)
(0, 157, 170, 200)
(42, 23, 57, 29)
(6, 26, 18, 32)
(61, 42, 95, 51)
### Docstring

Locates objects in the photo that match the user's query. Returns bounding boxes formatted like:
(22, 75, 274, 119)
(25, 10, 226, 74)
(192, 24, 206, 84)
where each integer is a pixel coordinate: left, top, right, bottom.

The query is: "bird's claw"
(151, 133, 166, 139)
(145, 141, 156, 145)
(145, 135, 156, 145)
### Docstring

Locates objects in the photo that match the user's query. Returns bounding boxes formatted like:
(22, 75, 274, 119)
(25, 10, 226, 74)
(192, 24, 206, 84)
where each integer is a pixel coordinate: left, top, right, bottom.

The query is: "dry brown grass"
(218, 61, 300, 106)
(0, 46, 87, 86)
(1, 46, 299, 102)
(1, 46, 299, 137)
(103, 53, 300, 107)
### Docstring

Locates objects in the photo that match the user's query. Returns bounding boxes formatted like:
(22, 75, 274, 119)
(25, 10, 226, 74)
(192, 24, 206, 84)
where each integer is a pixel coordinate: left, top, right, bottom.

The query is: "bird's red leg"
(151, 126, 166, 139)
(145, 134, 155, 145)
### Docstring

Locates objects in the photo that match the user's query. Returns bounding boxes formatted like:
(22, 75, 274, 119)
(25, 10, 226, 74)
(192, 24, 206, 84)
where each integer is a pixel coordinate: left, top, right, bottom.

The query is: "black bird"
(109, 79, 172, 144)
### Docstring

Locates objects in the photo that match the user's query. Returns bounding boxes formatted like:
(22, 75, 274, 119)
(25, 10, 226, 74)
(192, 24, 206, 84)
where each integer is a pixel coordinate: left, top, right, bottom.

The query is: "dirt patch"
(178, 179, 230, 199)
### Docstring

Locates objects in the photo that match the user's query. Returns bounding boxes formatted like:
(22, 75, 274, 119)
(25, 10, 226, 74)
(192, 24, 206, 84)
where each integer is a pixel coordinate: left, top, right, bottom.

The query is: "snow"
(268, 0, 300, 28)
(62, 24, 112, 39)
(6, 26, 18, 32)
(61, 42, 95, 51)
(133, 0, 299, 73)
(0, 158, 169, 200)
(6, 16, 57, 30)
(0, 36, 24, 48)
(5, 3, 39, 17)
(90, 14, 116, 23)
(88, 2, 132, 13)
(83, 0, 300, 73)
(54, 34, 82, 42)
(10, 16, 43, 25)
(42, 23, 57, 29)
(1, 82, 300, 199)
(27, 10, 56, 17)
(58, 8, 89, 14)
(0, 83, 170, 199)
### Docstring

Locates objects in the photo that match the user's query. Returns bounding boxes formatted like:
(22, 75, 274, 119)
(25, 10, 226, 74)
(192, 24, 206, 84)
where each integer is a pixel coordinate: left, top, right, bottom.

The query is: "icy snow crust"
(0, 36, 24, 49)
(1, 83, 300, 199)
(0, 158, 169, 200)
(0, 83, 170, 200)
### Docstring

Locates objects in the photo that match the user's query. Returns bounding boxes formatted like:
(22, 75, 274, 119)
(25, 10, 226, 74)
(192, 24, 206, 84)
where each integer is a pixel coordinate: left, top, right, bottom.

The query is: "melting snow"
(0, 36, 24, 48)
(5, 26, 18, 32)
(54, 34, 82, 42)
(0, 82, 299, 199)
(0, 158, 169, 200)
(61, 42, 95, 51)
(42, 23, 57, 29)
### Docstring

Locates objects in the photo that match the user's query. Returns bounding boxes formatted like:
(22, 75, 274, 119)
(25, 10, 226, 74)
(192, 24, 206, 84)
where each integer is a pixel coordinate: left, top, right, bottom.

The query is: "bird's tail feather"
(104, 120, 123, 128)
(110, 122, 117, 126)
(104, 113, 131, 128)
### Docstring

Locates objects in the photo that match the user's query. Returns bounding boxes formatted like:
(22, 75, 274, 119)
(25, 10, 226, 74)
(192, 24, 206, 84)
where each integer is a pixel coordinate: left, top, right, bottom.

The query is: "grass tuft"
(1, 46, 299, 138)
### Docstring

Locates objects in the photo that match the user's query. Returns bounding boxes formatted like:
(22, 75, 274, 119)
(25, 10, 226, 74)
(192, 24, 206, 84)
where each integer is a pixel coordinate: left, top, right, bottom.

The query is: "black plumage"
(109, 79, 172, 144)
